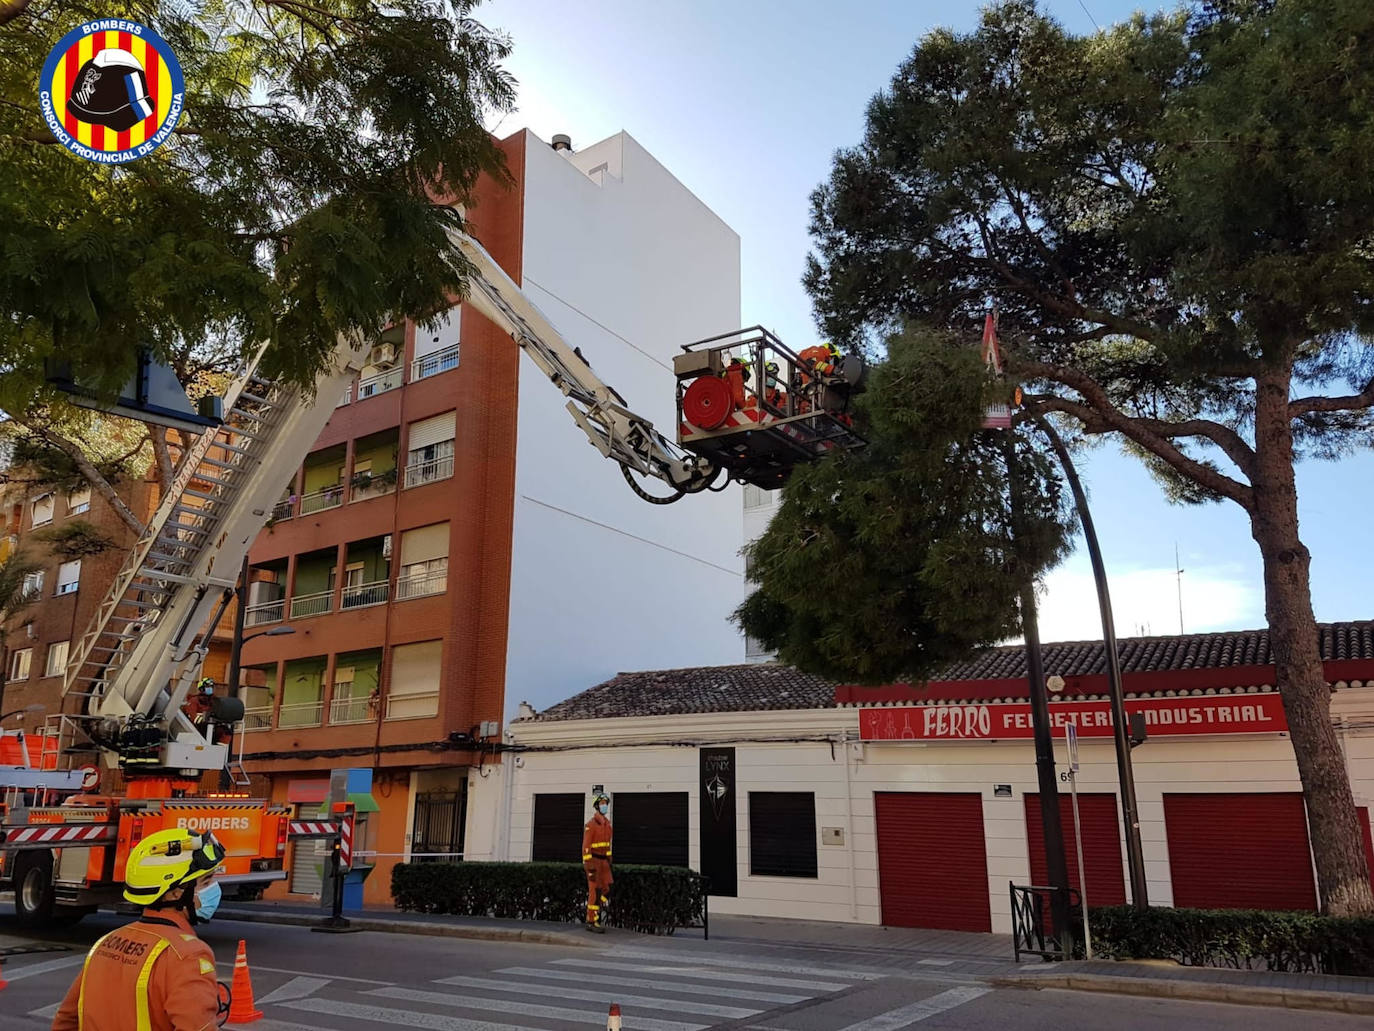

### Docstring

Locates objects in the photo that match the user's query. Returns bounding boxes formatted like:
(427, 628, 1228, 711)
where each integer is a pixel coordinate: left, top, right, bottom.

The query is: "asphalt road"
(2, 911, 1368, 1031)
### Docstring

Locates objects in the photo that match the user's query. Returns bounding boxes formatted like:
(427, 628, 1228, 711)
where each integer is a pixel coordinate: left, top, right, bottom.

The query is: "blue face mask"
(597, 803, 608, 815)
(195, 880, 222, 921)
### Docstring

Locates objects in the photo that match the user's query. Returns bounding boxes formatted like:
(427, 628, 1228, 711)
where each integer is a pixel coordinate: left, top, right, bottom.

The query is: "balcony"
(329, 694, 375, 725)
(337, 384, 352, 407)
(341, 579, 389, 610)
(386, 691, 439, 720)
(277, 701, 324, 729)
(244, 599, 285, 627)
(243, 706, 274, 732)
(289, 589, 333, 620)
(356, 367, 403, 400)
(299, 486, 344, 515)
(349, 467, 398, 503)
(404, 454, 455, 489)
(271, 496, 297, 522)
(412, 343, 460, 381)
(397, 568, 447, 601)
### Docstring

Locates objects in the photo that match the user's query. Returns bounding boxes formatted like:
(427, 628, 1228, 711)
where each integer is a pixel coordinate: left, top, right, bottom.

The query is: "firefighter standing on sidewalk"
(582, 791, 613, 932)
(52, 828, 227, 1031)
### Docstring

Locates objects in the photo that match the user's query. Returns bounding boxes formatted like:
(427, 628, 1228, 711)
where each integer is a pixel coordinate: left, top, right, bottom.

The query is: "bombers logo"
(39, 19, 184, 164)
(177, 816, 251, 833)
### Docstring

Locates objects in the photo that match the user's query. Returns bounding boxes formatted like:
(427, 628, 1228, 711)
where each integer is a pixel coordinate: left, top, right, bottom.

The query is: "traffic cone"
(0, 955, 8, 992)
(226, 939, 263, 1024)
(606, 1002, 622, 1030)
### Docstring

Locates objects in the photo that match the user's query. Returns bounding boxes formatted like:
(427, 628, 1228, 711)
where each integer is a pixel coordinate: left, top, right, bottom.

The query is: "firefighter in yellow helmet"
(53, 829, 226, 1031)
(582, 792, 613, 932)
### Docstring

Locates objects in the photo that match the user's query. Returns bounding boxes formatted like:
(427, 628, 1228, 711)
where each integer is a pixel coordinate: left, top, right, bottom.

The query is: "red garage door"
(1025, 793, 1126, 907)
(1164, 793, 1316, 911)
(875, 792, 990, 932)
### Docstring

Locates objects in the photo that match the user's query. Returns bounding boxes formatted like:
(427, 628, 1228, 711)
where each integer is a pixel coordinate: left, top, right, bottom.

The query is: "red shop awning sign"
(859, 693, 1287, 742)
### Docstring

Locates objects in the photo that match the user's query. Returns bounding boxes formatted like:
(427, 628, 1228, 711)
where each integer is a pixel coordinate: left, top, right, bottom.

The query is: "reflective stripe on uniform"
(77, 931, 171, 1031)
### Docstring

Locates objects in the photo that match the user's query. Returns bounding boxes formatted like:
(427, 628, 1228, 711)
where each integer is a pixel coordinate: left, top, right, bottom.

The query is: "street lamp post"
(226, 556, 295, 700)
(0, 703, 46, 723)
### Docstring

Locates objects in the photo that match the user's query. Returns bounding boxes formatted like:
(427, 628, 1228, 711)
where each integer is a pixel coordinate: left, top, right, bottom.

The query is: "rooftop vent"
(551, 133, 572, 152)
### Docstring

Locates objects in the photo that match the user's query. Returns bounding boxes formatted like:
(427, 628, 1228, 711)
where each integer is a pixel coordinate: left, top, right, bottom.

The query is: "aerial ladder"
(0, 227, 865, 926)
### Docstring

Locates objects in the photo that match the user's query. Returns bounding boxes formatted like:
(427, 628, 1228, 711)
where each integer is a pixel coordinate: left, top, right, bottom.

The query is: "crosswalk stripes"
(369, 986, 709, 1031)
(550, 957, 855, 993)
(605, 946, 889, 981)
(492, 966, 812, 1005)
(433, 973, 761, 1019)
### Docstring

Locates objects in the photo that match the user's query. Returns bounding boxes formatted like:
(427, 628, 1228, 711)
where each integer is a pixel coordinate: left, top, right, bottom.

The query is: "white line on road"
(495, 965, 809, 1004)
(608, 947, 888, 981)
(370, 986, 708, 1031)
(27, 1003, 61, 1021)
(834, 986, 992, 1029)
(916, 959, 955, 966)
(282, 997, 589, 1031)
(217, 961, 391, 985)
(258, 975, 333, 1005)
(434, 974, 760, 1019)
(552, 957, 855, 993)
(3, 954, 85, 982)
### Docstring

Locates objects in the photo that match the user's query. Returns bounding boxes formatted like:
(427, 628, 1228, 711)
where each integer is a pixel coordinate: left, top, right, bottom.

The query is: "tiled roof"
(526, 621, 1374, 721)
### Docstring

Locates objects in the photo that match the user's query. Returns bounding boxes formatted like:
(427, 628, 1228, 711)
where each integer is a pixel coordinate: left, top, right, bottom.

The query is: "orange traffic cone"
(226, 939, 263, 1024)
(606, 1002, 622, 1030)
(0, 955, 8, 992)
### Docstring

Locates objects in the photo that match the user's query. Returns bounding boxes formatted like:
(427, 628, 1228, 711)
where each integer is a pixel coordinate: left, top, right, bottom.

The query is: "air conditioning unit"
(368, 342, 398, 368)
(381, 534, 392, 558)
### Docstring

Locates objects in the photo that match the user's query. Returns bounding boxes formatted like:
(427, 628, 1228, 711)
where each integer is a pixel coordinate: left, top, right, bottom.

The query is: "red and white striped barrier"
(1, 823, 118, 850)
(287, 820, 341, 837)
(338, 815, 353, 868)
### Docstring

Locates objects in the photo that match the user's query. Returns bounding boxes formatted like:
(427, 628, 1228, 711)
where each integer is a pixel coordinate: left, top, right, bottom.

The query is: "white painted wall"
(503, 687, 1374, 933)
(503, 131, 744, 719)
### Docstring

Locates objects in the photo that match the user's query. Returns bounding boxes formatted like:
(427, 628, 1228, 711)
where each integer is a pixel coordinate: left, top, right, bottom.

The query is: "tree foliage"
(736, 326, 1072, 682)
(0, 0, 515, 412)
(32, 519, 117, 558)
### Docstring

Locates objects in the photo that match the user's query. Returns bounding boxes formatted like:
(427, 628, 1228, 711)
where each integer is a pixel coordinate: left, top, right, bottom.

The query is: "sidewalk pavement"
(215, 900, 1374, 1015)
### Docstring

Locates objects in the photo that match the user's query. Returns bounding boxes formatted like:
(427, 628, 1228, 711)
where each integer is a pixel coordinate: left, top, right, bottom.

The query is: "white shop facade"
(497, 623, 1374, 935)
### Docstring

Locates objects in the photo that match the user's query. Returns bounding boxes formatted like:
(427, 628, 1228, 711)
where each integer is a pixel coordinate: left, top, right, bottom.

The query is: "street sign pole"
(1066, 724, 1091, 959)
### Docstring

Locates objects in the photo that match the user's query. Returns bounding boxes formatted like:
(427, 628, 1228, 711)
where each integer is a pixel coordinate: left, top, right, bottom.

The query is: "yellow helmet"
(123, 828, 226, 906)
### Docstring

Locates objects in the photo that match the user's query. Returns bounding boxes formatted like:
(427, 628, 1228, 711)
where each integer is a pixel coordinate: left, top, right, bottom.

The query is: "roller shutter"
(1025, 793, 1126, 907)
(407, 411, 455, 452)
(613, 792, 689, 867)
(1163, 793, 1316, 911)
(531, 793, 585, 862)
(875, 792, 990, 931)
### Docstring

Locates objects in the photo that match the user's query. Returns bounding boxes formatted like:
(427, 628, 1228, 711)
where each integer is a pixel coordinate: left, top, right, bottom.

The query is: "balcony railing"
(277, 701, 324, 729)
(396, 569, 447, 601)
(243, 706, 274, 732)
(329, 693, 376, 725)
(271, 497, 297, 521)
(349, 470, 398, 502)
(412, 343, 460, 380)
(386, 691, 439, 720)
(289, 589, 333, 620)
(299, 485, 344, 515)
(357, 367, 403, 400)
(403, 454, 455, 489)
(337, 384, 352, 407)
(244, 599, 285, 627)
(341, 579, 389, 610)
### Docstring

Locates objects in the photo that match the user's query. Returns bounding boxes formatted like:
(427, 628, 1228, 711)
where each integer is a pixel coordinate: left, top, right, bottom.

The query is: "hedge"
(391, 861, 706, 936)
(1085, 905, 1374, 975)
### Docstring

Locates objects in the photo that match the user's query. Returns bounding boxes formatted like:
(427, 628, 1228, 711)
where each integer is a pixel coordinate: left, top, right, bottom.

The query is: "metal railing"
(411, 343, 460, 380)
(271, 497, 297, 521)
(289, 589, 333, 620)
(396, 569, 447, 600)
(244, 599, 285, 627)
(337, 384, 352, 406)
(242, 706, 274, 732)
(299, 485, 344, 514)
(329, 694, 375, 725)
(341, 580, 389, 609)
(1010, 883, 1080, 962)
(349, 470, 398, 502)
(403, 454, 454, 489)
(277, 701, 324, 729)
(386, 690, 439, 720)
(357, 367, 403, 400)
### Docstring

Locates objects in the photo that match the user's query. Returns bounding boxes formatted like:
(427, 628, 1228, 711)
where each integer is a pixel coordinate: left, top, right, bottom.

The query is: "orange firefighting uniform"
(52, 908, 219, 1031)
(582, 810, 614, 924)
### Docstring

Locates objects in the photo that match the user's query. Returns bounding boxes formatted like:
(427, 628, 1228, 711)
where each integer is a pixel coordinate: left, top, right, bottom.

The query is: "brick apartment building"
(233, 129, 745, 902)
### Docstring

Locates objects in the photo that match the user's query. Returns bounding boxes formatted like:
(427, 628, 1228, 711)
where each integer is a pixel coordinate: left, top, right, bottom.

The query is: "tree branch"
(20, 422, 147, 536)
(1018, 377, 1255, 512)
(0, 0, 33, 28)
(1290, 378, 1374, 416)
(150, 431, 175, 492)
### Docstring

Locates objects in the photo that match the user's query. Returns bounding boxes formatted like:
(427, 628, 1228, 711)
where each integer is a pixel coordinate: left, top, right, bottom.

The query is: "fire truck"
(0, 227, 865, 927)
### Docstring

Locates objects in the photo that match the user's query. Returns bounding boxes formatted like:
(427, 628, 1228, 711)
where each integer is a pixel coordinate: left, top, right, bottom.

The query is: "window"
(612, 792, 689, 867)
(749, 792, 817, 878)
(31, 493, 55, 527)
(45, 640, 70, 678)
(22, 570, 43, 597)
(398, 523, 449, 599)
(55, 560, 81, 595)
(531, 793, 585, 862)
(386, 640, 441, 719)
(404, 412, 456, 488)
(67, 487, 91, 514)
(9, 647, 32, 681)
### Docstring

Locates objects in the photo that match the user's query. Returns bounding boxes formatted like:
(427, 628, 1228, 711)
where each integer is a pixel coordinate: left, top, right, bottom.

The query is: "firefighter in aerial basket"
(582, 792, 613, 932)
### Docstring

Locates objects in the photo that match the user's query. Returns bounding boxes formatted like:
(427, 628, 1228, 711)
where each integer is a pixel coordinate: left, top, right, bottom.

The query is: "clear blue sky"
(478, 0, 1373, 643)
